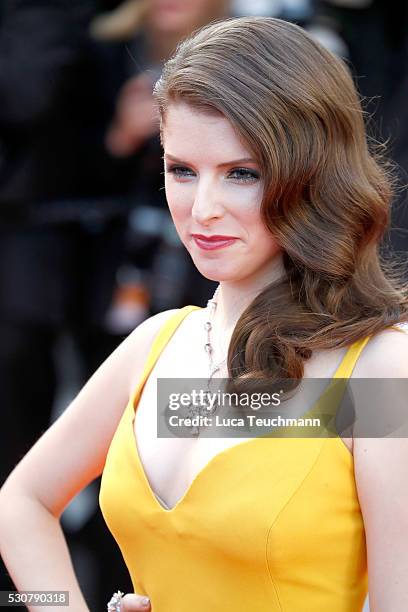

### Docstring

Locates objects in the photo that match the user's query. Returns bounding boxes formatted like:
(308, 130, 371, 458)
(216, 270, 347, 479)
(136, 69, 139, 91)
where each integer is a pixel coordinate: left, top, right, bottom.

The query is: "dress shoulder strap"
(333, 335, 372, 379)
(130, 306, 202, 407)
(144, 305, 202, 372)
(333, 323, 406, 380)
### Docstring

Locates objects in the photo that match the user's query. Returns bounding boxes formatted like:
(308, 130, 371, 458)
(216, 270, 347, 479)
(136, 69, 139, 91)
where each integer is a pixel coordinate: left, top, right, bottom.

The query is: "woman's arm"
(0, 497, 90, 611)
(353, 327, 408, 611)
(0, 308, 178, 611)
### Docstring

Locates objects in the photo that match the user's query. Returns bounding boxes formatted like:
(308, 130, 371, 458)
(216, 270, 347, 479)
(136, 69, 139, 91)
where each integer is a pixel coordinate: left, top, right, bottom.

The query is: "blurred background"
(0, 0, 406, 609)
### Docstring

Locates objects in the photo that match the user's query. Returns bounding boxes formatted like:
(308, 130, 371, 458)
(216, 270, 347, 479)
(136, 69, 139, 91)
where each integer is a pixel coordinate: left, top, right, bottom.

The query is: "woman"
(1, 16, 408, 612)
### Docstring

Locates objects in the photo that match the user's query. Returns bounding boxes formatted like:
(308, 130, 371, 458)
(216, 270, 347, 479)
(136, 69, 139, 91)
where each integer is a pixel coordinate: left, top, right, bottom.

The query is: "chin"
(190, 258, 244, 283)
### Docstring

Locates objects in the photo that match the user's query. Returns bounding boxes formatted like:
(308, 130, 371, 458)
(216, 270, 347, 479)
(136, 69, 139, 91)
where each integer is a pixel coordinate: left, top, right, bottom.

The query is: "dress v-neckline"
(127, 306, 370, 514)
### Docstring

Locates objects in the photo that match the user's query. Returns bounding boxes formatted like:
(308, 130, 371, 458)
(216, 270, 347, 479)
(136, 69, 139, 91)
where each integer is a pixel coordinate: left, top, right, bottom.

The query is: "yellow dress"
(99, 305, 372, 611)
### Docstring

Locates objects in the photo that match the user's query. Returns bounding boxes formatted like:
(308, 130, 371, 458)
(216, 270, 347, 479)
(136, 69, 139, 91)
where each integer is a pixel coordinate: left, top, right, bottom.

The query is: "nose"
(191, 177, 225, 225)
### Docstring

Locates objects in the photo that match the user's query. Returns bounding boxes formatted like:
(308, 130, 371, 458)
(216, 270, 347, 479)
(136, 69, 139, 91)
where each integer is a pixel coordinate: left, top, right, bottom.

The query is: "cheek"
(165, 183, 191, 229)
(233, 200, 265, 238)
(242, 207, 280, 254)
(257, 228, 281, 260)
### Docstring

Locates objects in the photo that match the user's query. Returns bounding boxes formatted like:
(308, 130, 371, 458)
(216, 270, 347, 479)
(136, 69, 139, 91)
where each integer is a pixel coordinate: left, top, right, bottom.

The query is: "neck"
(209, 252, 286, 357)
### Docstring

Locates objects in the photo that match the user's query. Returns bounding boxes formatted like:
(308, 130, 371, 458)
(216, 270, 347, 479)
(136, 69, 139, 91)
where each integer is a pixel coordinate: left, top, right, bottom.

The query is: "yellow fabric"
(99, 305, 374, 611)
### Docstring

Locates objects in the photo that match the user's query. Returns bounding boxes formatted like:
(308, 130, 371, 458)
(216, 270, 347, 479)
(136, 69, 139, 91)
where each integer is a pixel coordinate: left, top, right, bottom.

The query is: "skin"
(162, 102, 285, 344)
(164, 105, 283, 279)
(163, 104, 279, 272)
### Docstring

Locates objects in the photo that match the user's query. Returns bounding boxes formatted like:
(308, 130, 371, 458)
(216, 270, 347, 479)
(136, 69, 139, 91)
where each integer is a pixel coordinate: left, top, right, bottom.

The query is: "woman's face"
(147, 0, 228, 35)
(162, 102, 282, 284)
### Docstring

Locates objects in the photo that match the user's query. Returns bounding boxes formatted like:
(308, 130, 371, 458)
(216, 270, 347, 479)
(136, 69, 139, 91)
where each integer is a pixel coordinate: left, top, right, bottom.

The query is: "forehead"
(162, 102, 252, 161)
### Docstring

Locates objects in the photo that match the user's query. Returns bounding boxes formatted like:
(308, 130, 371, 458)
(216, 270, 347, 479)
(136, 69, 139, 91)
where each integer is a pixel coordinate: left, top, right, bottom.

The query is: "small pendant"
(190, 424, 200, 436)
(186, 402, 200, 436)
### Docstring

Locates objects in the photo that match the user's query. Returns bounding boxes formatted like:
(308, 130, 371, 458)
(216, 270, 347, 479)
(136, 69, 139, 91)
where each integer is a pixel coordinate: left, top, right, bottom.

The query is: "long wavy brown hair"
(153, 16, 408, 387)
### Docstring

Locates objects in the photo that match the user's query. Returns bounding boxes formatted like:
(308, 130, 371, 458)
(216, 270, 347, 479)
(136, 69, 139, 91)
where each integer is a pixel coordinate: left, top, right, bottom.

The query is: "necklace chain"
(187, 284, 225, 435)
(205, 284, 226, 377)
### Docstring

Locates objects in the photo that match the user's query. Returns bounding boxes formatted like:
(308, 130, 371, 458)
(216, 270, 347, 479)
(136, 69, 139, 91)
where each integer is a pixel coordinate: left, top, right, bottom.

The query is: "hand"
(105, 73, 160, 157)
(120, 592, 151, 611)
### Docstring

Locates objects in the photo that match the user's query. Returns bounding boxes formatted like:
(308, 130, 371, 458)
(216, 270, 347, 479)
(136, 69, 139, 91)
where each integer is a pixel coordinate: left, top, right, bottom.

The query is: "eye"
(228, 168, 260, 183)
(165, 165, 195, 179)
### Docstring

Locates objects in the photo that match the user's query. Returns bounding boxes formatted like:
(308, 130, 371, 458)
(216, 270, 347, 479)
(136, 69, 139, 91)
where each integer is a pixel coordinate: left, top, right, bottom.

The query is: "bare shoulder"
(0, 308, 179, 519)
(352, 323, 408, 565)
(351, 324, 408, 607)
(351, 323, 408, 446)
(352, 324, 408, 378)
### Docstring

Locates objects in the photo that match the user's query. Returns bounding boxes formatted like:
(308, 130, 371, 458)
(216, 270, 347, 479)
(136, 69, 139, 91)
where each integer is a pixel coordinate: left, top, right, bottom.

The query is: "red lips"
(191, 234, 237, 242)
(191, 234, 238, 251)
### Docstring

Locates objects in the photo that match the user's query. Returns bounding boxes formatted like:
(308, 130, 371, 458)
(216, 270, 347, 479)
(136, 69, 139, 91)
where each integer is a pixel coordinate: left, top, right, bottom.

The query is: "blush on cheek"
(166, 193, 192, 228)
(165, 211, 188, 248)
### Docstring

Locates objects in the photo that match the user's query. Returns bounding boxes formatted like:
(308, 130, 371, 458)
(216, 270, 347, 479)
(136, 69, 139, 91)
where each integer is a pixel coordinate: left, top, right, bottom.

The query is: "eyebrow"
(164, 154, 257, 167)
